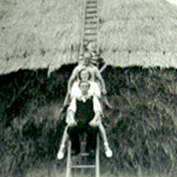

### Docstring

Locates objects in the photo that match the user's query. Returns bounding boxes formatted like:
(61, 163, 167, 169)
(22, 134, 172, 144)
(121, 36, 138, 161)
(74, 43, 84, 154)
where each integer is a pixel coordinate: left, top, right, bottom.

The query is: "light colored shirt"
(68, 95, 102, 114)
(70, 81, 101, 99)
(68, 63, 106, 94)
(69, 63, 103, 83)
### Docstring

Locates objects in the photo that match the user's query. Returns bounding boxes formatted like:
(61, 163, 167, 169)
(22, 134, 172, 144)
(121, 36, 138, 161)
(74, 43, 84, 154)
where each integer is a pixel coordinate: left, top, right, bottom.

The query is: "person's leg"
(98, 123, 113, 158)
(59, 93, 70, 115)
(102, 94, 113, 109)
(60, 126, 69, 146)
(86, 126, 98, 154)
(98, 123, 108, 143)
(57, 109, 76, 160)
(57, 126, 69, 160)
(67, 126, 80, 155)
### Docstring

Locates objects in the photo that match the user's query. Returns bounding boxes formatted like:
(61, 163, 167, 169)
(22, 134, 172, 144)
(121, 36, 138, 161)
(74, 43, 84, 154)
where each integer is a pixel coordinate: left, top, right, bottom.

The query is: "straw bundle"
(0, 0, 83, 75)
(98, 0, 177, 68)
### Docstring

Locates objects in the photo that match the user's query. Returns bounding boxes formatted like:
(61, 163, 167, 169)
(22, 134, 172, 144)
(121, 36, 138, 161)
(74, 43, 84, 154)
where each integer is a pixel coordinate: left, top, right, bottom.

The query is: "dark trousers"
(67, 122, 98, 153)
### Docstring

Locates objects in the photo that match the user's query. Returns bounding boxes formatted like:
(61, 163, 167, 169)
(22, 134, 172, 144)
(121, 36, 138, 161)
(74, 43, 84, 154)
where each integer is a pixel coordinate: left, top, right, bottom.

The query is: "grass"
(25, 162, 175, 177)
(0, 65, 177, 177)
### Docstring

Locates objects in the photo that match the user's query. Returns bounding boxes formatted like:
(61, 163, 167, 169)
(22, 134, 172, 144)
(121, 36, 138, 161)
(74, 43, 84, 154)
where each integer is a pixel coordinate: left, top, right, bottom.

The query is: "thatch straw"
(0, 0, 83, 75)
(1, 0, 177, 75)
(98, 0, 177, 68)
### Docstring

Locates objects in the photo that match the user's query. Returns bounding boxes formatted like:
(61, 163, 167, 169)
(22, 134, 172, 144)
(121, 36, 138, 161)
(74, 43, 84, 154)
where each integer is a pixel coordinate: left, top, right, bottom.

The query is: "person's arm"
(92, 54, 107, 72)
(93, 96, 102, 118)
(94, 66, 107, 95)
(89, 96, 102, 127)
(91, 82, 101, 98)
(67, 66, 79, 92)
(66, 97, 77, 126)
(100, 63, 107, 73)
(62, 67, 79, 108)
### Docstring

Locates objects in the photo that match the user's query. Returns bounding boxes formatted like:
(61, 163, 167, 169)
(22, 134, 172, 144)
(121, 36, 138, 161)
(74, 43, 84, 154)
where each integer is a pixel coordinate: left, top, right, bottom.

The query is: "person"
(68, 51, 106, 94)
(85, 41, 106, 71)
(61, 51, 112, 113)
(57, 81, 113, 160)
(70, 68, 101, 99)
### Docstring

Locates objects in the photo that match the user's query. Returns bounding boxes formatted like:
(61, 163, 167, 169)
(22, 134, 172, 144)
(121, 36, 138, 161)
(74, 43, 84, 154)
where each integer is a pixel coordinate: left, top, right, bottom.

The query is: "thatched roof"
(98, 0, 177, 67)
(0, 0, 83, 75)
(1, 0, 177, 75)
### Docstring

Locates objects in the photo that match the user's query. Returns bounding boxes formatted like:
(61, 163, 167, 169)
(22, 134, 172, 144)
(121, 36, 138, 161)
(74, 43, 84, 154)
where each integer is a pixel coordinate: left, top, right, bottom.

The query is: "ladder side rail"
(79, 0, 87, 55)
(96, 0, 99, 54)
(96, 0, 107, 73)
(96, 134, 100, 177)
(66, 141, 72, 177)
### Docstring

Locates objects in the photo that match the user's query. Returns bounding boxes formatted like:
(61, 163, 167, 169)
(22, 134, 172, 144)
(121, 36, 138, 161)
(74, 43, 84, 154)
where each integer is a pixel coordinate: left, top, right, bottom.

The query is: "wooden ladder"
(65, 135, 100, 177)
(80, 0, 99, 54)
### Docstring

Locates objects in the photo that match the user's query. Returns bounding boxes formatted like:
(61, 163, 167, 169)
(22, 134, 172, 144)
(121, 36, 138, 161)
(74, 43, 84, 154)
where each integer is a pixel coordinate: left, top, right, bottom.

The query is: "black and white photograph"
(0, 0, 177, 176)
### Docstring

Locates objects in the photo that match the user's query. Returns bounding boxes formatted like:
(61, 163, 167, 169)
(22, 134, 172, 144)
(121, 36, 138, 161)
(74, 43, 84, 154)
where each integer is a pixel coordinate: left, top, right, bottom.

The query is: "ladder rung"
(84, 34, 97, 38)
(86, 15, 97, 19)
(85, 28, 97, 32)
(86, 10, 97, 13)
(85, 21, 97, 24)
(84, 28, 97, 32)
(86, 13, 97, 16)
(86, 12, 97, 16)
(85, 33, 97, 36)
(81, 141, 86, 145)
(85, 16, 97, 20)
(71, 165, 96, 169)
(85, 28, 97, 31)
(85, 26, 97, 30)
(86, 6, 97, 9)
(87, 1, 97, 4)
(78, 153, 90, 156)
(86, 4, 97, 7)
(83, 39, 97, 44)
(84, 37, 97, 41)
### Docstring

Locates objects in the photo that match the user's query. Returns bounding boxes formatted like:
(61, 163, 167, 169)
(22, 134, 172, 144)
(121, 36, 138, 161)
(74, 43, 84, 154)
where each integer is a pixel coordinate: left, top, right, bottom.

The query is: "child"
(85, 41, 107, 72)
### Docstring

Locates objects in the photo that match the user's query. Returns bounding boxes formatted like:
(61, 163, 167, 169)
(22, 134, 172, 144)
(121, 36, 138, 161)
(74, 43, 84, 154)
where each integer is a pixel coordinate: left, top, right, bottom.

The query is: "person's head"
(78, 54, 84, 64)
(86, 41, 97, 53)
(79, 81, 90, 95)
(78, 69, 91, 81)
(83, 51, 92, 66)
